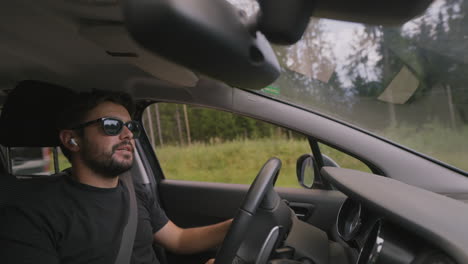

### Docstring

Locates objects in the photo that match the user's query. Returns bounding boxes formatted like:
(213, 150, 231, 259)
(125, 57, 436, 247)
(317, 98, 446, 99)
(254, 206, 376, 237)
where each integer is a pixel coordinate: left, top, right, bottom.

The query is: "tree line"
(142, 103, 300, 147)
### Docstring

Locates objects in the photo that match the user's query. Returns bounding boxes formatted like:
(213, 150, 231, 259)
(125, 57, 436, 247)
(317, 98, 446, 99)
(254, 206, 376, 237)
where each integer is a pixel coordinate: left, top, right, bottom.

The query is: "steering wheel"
(215, 158, 282, 264)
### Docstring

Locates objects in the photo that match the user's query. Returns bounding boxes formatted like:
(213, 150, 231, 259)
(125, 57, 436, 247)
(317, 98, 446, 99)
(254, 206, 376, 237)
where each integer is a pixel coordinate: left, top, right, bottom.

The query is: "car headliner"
(0, 1, 199, 100)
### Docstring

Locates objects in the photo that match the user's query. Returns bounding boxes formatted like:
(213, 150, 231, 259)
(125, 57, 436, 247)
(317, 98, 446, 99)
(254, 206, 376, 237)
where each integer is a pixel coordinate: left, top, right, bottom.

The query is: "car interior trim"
(322, 166, 468, 263)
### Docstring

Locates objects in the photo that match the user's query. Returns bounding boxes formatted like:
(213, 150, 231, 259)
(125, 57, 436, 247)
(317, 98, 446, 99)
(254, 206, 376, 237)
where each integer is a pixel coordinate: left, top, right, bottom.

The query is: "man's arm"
(153, 219, 232, 255)
(0, 207, 59, 264)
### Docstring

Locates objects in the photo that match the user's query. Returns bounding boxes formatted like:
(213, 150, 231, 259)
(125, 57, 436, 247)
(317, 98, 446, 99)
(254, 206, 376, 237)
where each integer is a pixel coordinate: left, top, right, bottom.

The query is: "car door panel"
(276, 187, 346, 231)
(158, 179, 346, 264)
(159, 179, 346, 235)
(158, 180, 246, 227)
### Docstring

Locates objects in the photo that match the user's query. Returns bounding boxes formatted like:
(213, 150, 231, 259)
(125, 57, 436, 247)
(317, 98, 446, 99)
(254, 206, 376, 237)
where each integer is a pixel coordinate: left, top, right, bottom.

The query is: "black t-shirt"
(133, 182, 169, 264)
(0, 176, 169, 264)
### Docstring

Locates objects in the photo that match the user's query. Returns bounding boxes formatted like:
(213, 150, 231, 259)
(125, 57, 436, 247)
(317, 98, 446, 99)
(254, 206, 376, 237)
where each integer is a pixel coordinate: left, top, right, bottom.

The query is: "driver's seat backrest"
(0, 80, 76, 207)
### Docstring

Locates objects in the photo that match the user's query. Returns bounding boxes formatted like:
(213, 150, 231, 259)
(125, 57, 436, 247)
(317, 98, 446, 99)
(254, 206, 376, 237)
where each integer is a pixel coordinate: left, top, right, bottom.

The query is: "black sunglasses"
(72, 117, 141, 138)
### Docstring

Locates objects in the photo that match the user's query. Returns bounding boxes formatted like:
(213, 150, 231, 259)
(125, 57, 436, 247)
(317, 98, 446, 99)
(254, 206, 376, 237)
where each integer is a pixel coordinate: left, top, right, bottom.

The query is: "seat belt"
(115, 171, 138, 264)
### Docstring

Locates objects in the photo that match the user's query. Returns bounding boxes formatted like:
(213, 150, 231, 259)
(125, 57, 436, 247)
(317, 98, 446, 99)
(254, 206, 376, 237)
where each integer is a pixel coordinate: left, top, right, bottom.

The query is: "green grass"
(49, 152, 71, 173)
(156, 138, 371, 188)
(379, 123, 468, 172)
(156, 124, 468, 186)
(58, 154, 71, 171)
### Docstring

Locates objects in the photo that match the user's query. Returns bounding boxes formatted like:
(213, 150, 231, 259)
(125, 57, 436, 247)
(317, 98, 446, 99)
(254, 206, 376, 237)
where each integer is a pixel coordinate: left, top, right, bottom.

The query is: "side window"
(318, 143, 373, 173)
(10, 147, 54, 176)
(58, 149, 71, 171)
(142, 103, 373, 188)
(7, 147, 71, 178)
(142, 103, 310, 188)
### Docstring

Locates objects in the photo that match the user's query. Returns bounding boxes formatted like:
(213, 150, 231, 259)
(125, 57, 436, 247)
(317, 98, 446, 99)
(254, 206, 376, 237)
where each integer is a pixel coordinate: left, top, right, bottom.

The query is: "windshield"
(231, 0, 468, 173)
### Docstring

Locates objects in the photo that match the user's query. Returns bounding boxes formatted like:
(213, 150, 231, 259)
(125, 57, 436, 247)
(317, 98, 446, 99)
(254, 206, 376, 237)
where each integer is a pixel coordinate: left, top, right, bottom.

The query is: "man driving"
(0, 90, 231, 264)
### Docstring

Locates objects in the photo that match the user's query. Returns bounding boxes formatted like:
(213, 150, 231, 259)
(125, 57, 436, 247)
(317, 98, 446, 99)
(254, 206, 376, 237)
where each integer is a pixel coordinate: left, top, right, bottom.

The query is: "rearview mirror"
(296, 154, 339, 189)
(123, 0, 280, 90)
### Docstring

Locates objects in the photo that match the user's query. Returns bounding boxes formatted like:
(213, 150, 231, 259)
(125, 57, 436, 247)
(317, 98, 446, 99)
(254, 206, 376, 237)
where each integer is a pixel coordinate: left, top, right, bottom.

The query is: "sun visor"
(0, 81, 76, 147)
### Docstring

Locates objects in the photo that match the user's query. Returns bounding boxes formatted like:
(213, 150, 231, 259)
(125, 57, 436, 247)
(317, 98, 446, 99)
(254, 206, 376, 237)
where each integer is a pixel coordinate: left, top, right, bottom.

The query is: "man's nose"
(120, 125, 134, 140)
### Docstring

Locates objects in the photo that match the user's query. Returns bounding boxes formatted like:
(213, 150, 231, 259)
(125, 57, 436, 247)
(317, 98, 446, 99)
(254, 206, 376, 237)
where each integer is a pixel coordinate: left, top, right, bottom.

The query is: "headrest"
(0, 80, 76, 147)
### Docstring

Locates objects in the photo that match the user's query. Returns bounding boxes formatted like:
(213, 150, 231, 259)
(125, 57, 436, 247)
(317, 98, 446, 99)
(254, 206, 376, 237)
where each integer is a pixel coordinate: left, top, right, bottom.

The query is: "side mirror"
(296, 154, 339, 189)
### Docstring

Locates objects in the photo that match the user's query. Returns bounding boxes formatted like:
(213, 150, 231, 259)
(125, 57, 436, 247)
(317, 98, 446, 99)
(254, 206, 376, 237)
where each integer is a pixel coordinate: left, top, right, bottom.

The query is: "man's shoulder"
(10, 176, 70, 208)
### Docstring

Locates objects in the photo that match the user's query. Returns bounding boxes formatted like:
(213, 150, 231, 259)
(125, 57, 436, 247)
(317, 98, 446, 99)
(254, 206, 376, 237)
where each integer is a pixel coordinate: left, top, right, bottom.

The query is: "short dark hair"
(57, 89, 135, 161)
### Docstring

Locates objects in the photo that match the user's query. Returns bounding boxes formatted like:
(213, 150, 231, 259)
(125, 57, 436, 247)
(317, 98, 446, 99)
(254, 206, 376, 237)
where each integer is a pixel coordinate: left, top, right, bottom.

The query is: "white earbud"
(70, 138, 78, 146)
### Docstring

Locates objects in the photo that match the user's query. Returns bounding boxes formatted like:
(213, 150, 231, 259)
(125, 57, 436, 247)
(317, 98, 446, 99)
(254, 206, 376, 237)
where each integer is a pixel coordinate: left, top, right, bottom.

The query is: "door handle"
(288, 202, 315, 221)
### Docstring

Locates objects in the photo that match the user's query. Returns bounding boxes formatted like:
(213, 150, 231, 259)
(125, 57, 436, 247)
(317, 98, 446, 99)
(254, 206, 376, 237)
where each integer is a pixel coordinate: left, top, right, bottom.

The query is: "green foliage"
(143, 104, 302, 147)
(156, 138, 371, 188)
(319, 144, 372, 174)
(379, 122, 468, 171)
(58, 153, 71, 171)
(156, 138, 305, 187)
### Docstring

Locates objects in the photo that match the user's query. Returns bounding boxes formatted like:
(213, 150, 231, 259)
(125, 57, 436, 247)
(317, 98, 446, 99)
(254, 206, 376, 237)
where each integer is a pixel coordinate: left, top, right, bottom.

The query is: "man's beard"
(81, 140, 134, 178)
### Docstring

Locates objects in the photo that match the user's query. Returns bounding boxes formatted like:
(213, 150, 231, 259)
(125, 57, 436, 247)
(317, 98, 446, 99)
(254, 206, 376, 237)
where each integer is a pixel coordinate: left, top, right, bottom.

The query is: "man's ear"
(59, 130, 80, 152)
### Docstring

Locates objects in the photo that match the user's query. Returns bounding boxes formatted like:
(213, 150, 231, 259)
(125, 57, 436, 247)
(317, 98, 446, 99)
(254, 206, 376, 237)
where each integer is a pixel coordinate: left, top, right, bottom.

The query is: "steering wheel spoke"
(215, 158, 292, 264)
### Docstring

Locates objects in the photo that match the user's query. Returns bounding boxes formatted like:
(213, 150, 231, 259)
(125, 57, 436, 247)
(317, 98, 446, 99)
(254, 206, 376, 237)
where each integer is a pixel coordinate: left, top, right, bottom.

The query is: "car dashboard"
(337, 198, 455, 263)
(322, 167, 468, 264)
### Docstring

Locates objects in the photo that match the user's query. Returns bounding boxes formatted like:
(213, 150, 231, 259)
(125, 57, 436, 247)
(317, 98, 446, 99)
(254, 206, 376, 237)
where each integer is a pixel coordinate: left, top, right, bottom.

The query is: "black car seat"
(0, 81, 168, 264)
(0, 155, 18, 208)
(0, 80, 76, 206)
